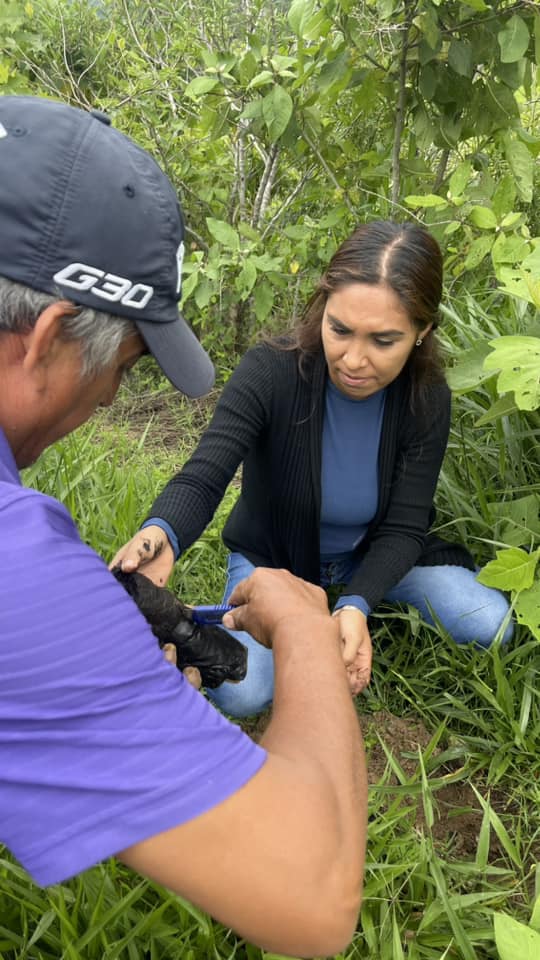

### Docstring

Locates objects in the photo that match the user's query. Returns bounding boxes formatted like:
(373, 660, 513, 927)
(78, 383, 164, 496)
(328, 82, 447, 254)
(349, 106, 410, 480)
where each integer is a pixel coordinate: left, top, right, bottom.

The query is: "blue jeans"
(206, 552, 514, 718)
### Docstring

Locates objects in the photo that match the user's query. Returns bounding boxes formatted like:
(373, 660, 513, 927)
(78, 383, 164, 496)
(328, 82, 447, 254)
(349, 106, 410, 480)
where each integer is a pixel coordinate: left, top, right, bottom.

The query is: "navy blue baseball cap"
(0, 95, 215, 397)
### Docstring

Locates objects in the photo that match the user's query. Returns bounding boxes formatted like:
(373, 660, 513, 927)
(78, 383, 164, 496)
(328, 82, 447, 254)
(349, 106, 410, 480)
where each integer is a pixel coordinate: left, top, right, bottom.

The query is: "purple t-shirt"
(0, 430, 266, 886)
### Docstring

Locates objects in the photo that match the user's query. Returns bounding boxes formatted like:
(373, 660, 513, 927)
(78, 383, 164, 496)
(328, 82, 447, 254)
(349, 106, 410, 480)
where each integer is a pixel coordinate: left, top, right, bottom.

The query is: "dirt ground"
(363, 710, 494, 858)
(242, 708, 511, 862)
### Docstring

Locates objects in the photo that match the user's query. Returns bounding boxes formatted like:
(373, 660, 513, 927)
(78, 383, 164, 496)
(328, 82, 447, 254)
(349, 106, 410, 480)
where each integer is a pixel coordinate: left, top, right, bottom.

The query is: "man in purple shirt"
(0, 95, 367, 957)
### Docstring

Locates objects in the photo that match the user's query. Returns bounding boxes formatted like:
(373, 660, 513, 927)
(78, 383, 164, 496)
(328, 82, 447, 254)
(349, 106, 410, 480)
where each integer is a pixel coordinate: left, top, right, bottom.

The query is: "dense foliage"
(0, 1, 539, 957)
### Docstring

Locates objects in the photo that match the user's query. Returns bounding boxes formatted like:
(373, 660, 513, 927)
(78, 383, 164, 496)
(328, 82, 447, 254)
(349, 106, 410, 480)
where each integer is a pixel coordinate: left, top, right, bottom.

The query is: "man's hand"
(332, 607, 372, 695)
(223, 568, 331, 649)
(109, 526, 174, 587)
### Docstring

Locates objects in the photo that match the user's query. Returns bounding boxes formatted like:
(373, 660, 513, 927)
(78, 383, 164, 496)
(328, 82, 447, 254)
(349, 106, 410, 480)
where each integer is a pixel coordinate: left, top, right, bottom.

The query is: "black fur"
(112, 568, 247, 688)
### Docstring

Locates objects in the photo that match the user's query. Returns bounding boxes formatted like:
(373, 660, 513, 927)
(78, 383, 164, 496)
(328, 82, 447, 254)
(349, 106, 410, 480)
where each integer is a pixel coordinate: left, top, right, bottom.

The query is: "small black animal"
(112, 568, 247, 688)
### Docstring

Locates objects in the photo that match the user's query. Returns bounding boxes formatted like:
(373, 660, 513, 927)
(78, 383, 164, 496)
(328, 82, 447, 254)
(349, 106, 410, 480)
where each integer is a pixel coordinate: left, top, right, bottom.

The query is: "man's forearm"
(261, 612, 367, 910)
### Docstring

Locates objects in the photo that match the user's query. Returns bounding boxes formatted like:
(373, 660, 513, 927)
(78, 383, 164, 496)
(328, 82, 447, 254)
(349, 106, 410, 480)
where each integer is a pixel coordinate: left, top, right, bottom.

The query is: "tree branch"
(300, 128, 356, 216)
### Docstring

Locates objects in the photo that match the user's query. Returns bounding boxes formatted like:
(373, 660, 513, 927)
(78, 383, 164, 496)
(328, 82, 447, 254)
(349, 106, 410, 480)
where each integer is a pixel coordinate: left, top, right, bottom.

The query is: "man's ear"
(22, 301, 77, 376)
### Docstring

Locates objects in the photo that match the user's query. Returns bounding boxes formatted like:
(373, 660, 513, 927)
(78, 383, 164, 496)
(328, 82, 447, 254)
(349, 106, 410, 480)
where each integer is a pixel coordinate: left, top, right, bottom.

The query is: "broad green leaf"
(412, 106, 437, 149)
(497, 57, 527, 91)
(458, 0, 487, 10)
(448, 160, 472, 198)
(185, 76, 220, 98)
(486, 79, 520, 125)
(525, 274, 540, 309)
(262, 85, 293, 141)
(240, 98, 263, 120)
(302, 9, 331, 41)
(477, 547, 540, 592)
(253, 280, 274, 322)
(404, 194, 447, 208)
(536, 14, 540, 67)
(531, 895, 540, 933)
(179, 269, 200, 302)
(439, 110, 463, 147)
(317, 51, 351, 95)
(283, 225, 307, 240)
(488, 496, 540, 546)
(484, 336, 540, 410)
(496, 265, 536, 302)
(500, 211, 522, 228)
(247, 70, 273, 90)
(475, 393, 518, 425)
(419, 63, 437, 99)
(498, 15, 530, 64)
(469, 206, 498, 229)
(378, 0, 397, 19)
(287, 0, 328, 40)
(251, 253, 283, 272)
(523, 245, 540, 273)
(504, 137, 534, 202)
(270, 55, 297, 72)
(194, 277, 212, 309)
(446, 340, 494, 393)
(238, 50, 258, 85)
(465, 234, 493, 270)
(444, 220, 461, 236)
(515, 580, 540, 640)
(448, 39, 474, 77)
(206, 217, 240, 250)
(235, 258, 257, 299)
(491, 233, 528, 266)
(319, 207, 348, 228)
(413, 10, 440, 50)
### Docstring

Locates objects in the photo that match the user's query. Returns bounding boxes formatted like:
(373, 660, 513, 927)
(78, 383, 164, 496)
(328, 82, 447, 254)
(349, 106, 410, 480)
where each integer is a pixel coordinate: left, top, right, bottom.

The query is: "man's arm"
(119, 569, 367, 958)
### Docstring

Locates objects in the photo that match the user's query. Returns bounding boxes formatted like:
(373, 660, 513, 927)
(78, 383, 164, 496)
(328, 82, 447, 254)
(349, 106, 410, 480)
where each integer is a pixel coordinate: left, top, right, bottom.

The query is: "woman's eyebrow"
(326, 312, 407, 337)
(326, 312, 351, 330)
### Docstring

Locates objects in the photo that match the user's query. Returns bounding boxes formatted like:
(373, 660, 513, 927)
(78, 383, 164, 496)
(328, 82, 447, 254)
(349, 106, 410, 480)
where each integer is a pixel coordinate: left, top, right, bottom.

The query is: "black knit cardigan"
(149, 343, 474, 612)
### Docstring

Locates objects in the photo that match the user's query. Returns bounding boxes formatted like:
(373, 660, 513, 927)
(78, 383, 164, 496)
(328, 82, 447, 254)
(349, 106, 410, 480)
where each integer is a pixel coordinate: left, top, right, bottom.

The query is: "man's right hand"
(109, 526, 174, 587)
(223, 567, 331, 648)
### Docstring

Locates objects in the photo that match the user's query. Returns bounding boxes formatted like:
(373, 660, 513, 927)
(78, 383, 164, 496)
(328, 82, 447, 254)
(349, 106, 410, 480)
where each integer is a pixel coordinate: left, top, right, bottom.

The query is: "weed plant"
(1, 291, 539, 959)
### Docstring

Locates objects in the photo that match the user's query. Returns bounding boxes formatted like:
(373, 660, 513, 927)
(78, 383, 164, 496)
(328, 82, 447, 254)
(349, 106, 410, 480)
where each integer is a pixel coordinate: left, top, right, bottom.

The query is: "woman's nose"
(343, 342, 368, 369)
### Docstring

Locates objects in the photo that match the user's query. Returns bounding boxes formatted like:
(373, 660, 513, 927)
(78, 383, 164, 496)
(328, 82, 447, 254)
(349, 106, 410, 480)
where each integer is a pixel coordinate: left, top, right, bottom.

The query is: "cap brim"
(135, 313, 215, 398)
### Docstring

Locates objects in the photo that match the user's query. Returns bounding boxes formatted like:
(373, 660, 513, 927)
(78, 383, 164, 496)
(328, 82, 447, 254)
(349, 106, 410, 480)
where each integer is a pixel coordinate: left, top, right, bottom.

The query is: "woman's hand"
(109, 526, 175, 587)
(332, 607, 372, 695)
(162, 644, 202, 689)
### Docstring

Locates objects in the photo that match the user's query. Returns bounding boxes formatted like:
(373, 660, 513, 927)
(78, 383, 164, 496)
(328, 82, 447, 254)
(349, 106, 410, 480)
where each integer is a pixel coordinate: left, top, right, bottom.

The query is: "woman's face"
(321, 282, 431, 400)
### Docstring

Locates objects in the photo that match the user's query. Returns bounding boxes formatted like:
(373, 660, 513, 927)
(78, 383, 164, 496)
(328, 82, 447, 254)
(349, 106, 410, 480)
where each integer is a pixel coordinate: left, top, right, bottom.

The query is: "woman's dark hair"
(291, 220, 446, 408)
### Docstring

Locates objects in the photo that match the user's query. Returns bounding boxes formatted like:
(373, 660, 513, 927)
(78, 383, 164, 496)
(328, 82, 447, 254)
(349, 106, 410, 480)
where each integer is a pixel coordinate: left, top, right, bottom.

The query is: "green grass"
(1, 289, 539, 959)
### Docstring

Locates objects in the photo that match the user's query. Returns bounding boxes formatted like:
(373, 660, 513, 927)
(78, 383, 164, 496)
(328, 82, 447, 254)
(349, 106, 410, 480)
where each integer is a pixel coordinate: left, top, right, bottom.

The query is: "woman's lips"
(338, 370, 373, 387)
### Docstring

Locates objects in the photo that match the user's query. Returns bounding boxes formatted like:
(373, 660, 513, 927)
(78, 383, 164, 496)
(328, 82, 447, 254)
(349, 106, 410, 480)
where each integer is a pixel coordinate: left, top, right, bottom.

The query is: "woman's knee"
(208, 672, 273, 718)
(456, 593, 514, 648)
(440, 585, 514, 648)
(388, 565, 514, 648)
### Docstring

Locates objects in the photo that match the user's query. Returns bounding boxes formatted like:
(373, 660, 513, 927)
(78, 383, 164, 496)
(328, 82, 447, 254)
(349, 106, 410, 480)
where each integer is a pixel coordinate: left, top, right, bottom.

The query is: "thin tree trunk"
(433, 148, 450, 193)
(391, 6, 416, 208)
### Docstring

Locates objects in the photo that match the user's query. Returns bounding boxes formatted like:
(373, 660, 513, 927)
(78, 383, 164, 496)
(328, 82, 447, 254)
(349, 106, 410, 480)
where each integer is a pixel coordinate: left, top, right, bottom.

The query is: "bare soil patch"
(364, 710, 512, 860)
(97, 382, 220, 451)
(242, 708, 514, 863)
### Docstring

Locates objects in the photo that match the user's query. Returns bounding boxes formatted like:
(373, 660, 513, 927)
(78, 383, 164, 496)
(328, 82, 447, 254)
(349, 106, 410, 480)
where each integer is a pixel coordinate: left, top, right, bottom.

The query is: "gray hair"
(0, 276, 136, 378)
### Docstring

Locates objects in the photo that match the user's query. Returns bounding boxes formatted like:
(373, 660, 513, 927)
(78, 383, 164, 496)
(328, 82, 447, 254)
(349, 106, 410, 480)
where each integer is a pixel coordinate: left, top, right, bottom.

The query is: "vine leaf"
(483, 336, 540, 410)
(514, 582, 540, 640)
(477, 547, 540, 592)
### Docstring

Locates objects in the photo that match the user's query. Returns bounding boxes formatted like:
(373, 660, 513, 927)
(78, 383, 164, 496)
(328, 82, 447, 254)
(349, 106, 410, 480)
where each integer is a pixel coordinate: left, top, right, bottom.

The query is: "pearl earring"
(415, 338, 423, 347)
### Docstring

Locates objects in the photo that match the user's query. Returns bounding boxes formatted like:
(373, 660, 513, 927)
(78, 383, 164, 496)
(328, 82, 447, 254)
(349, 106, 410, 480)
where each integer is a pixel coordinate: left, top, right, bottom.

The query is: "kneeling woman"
(113, 220, 513, 717)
